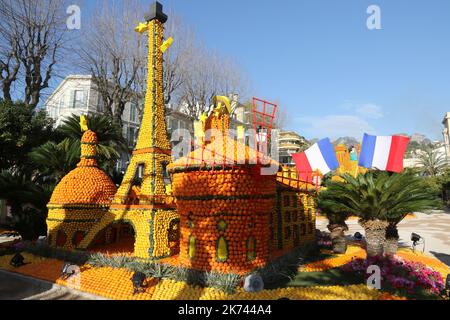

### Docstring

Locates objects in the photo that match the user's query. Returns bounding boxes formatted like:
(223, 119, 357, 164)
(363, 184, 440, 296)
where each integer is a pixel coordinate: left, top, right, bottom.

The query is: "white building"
(278, 131, 310, 166)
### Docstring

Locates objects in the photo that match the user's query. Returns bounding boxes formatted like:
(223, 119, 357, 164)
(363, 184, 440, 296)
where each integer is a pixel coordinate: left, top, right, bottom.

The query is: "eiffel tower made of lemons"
(104, 2, 180, 260)
(113, 2, 174, 207)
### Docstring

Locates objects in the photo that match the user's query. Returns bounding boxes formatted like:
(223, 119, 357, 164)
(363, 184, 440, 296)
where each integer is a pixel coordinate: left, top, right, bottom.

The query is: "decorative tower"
(85, 2, 180, 260)
(113, 1, 172, 204)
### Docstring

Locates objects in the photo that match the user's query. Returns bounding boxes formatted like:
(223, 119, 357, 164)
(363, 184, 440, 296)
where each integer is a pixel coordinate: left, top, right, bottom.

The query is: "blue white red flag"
(358, 133, 410, 173)
(292, 138, 339, 182)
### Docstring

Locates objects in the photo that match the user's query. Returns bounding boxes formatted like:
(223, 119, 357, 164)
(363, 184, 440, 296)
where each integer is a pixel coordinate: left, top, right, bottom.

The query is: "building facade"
(278, 131, 310, 166)
(45, 75, 195, 171)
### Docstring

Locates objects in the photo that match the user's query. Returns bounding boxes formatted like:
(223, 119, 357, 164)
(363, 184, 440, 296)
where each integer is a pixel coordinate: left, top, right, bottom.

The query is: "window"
(127, 127, 136, 146)
(246, 237, 256, 261)
(56, 230, 67, 247)
(283, 195, 290, 207)
(72, 90, 85, 108)
(188, 235, 196, 259)
(292, 196, 297, 207)
(284, 211, 291, 223)
(58, 96, 64, 111)
(130, 103, 137, 122)
(97, 96, 104, 112)
(137, 164, 144, 179)
(133, 163, 144, 187)
(216, 237, 228, 262)
(284, 226, 291, 239)
(72, 231, 86, 246)
(300, 224, 306, 236)
(161, 161, 171, 186)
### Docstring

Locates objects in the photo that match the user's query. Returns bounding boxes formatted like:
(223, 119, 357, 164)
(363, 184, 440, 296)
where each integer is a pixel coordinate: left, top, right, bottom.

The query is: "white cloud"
(355, 103, 383, 119)
(294, 115, 375, 140)
(341, 101, 384, 119)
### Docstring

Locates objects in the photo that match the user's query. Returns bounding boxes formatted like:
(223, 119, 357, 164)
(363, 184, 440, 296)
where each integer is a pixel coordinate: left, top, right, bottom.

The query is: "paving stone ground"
(0, 270, 104, 300)
(316, 211, 450, 267)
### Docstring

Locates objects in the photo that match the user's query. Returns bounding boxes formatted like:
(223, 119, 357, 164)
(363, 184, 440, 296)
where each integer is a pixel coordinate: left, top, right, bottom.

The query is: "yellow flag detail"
(135, 22, 148, 33)
(160, 37, 173, 53)
(213, 96, 231, 114)
(79, 115, 88, 132)
(199, 112, 208, 123)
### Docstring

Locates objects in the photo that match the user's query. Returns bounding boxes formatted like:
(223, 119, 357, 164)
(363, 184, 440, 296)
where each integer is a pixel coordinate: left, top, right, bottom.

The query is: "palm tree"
(416, 147, 448, 177)
(0, 170, 51, 240)
(29, 141, 78, 184)
(29, 114, 128, 180)
(318, 171, 437, 257)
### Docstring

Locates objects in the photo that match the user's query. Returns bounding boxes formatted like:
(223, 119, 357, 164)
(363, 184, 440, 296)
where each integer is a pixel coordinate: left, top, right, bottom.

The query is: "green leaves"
(317, 171, 439, 224)
(29, 113, 128, 183)
(417, 146, 448, 177)
(0, 99, 55, 173)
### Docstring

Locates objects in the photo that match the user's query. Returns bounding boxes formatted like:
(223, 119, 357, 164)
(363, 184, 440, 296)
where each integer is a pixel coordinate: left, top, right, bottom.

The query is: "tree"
(324, 211, 350, 254)
(0, 0, 69, 108)
(177, 46, 248, 119)
(0, 99, 55, 173)
(161, 10, 195, 106)
(318, 171, 437, 256)
(416, 146, 448, 177)
(30, 113, 128, 180)
(76, 0, 146, 127)
(0, 169, 51, 240)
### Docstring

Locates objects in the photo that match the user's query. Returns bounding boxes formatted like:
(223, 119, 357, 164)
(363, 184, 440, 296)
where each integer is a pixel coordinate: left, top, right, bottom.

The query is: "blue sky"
(82, 0, 450, 141)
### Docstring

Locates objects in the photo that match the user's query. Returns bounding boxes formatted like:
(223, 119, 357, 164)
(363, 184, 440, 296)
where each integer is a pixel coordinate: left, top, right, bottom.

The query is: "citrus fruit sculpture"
(46, 2, 317, 274)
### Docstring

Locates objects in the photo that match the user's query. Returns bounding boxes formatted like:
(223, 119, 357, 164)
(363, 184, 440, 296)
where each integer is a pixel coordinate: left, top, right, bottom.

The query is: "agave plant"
(318, 171, 437, 257)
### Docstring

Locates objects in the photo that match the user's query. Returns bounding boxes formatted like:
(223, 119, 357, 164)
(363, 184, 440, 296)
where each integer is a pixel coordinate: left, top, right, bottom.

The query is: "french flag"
(358, 133, 410, 173)
(292, 138, 339, 182)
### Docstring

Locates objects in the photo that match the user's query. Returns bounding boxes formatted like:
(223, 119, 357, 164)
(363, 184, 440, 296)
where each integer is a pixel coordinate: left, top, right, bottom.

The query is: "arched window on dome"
(56, 230, 67, 247)
(72, 231, 86, 246)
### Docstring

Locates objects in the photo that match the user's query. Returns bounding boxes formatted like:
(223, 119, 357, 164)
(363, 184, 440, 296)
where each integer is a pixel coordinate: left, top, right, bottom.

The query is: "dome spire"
(78, 130, 99, 167)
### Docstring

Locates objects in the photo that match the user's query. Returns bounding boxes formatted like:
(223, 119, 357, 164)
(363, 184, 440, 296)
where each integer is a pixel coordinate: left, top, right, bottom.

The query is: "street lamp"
(411, 233, 425, 253)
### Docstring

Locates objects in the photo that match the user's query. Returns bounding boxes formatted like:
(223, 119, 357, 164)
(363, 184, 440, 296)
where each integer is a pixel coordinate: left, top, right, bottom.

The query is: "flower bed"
(341, 254, 445, 298)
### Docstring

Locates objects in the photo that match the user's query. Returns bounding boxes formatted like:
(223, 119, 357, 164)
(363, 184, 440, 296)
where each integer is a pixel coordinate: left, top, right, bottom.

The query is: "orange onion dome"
(48, 130, 117, 207)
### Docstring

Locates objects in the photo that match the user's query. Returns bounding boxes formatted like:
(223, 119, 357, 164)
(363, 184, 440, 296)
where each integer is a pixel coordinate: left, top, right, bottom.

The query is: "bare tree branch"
(0, 0, 69, 108)
(75, 0, 146, 127)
